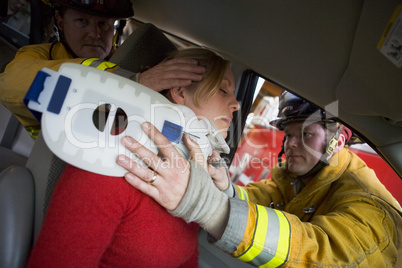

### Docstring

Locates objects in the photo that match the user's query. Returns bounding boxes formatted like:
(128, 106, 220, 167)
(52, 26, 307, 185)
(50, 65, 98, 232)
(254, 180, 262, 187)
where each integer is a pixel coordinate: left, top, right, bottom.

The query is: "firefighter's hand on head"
(138, 58, 205, 92)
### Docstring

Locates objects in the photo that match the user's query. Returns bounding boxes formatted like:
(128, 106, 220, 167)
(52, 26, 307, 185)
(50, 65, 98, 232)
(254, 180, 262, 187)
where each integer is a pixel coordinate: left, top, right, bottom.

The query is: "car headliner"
(131, 0, 402, 178)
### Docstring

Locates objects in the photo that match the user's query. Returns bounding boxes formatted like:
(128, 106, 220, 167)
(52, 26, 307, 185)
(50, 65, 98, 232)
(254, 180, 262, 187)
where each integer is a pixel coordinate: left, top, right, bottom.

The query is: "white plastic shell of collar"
(25, 63, 229, 177)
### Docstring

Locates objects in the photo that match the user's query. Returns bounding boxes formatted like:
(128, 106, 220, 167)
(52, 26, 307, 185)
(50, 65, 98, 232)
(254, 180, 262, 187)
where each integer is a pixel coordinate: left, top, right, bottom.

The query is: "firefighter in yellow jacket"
(117, 90, 402, 267)
(0, 0, 205, 139)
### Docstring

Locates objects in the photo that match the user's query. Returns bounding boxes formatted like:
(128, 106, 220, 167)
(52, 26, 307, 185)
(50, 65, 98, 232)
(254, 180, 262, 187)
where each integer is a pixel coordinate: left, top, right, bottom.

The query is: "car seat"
(0, 23, 177, 268)
(0, 114, 29, 173)
(110, 22, 177, 73)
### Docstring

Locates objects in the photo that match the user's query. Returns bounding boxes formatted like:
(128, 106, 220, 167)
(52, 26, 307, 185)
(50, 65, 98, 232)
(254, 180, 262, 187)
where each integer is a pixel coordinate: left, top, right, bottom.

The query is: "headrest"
(110, 23, 177, 73)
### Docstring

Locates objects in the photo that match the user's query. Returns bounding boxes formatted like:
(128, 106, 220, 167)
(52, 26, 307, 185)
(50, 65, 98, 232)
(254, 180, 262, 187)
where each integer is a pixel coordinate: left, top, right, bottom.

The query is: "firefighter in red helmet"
(44, 0, 134, 59)
(0, 0, 205, 139)
(46, 0, 134, 19)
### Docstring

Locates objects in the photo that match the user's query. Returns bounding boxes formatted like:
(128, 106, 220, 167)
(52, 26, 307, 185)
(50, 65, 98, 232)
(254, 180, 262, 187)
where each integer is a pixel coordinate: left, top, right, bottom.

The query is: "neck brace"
(24, 63, 230, 177)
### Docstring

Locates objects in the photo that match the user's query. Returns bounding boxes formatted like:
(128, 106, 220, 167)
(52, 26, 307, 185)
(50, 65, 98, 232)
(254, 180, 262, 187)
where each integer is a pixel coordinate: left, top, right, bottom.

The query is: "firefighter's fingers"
(183, 133, 208, 170)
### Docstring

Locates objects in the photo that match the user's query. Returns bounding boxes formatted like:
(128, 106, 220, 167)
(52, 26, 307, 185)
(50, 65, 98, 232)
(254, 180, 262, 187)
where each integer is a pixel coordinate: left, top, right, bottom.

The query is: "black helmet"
(271, 91, 346, 173)
(270, 90, 334, 130)
(46, 0, 134, 18)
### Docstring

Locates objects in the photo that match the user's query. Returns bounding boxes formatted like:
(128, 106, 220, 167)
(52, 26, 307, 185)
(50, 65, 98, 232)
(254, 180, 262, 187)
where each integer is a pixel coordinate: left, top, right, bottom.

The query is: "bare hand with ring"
(116, 122, 204, 211)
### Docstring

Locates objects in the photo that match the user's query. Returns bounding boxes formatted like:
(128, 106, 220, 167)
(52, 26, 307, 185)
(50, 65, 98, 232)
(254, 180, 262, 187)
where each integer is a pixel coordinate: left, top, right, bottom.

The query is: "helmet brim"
(52, 1, 134, 18)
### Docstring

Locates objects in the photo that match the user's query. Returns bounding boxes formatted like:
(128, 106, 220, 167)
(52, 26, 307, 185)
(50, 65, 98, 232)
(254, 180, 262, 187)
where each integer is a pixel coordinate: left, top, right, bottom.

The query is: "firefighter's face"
(283, 122, 327, 176)
(56, 9, 115, 59)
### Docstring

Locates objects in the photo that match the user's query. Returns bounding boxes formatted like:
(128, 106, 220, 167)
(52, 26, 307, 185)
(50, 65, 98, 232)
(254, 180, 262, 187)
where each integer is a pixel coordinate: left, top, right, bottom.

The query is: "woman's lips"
(221, 116, 232, 126)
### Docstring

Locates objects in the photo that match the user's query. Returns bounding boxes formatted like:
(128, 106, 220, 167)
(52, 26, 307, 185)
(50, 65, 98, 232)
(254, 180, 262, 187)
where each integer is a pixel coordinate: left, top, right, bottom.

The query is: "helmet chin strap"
(277, 136, 286, 168)
(320, 123, 343, 165)
(113, 20, 127, 49)
(49, 7, 79, 59)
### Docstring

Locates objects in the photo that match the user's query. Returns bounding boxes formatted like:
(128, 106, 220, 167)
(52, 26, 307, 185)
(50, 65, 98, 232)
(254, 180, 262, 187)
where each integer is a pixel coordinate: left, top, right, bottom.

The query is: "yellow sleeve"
(0, 44, 83, 129)
(213, 198, 291, 267)
(234, 179, 282, 207)
(219, 194, 400, 267)
(81, 58, 135, 79)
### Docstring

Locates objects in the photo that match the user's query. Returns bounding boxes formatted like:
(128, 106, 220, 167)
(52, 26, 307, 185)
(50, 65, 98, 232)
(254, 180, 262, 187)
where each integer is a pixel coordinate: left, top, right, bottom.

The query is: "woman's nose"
(230, 96, 240, 111)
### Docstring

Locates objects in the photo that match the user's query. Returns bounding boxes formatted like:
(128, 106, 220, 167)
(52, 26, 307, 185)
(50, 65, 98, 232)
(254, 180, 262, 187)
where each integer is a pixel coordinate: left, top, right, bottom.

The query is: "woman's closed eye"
(219, 88, 228, 95)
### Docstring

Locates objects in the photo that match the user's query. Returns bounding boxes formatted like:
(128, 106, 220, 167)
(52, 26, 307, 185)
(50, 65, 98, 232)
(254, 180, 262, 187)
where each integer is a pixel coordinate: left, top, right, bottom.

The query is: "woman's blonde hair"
(165, 48, 231, 106)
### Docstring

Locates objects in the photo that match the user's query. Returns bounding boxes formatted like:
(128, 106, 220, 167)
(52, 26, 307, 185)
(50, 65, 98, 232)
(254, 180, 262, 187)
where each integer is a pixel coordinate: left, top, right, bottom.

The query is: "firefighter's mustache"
(82, 39, 106, 49)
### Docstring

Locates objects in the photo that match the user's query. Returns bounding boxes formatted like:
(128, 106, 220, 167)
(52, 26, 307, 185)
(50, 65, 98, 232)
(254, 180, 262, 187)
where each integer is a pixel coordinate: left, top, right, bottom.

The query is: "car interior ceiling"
(1, 0, 401, 178)
(1, 1, 401, 178)
(130, 0, 402, 178)
(0, 2, 400, 268)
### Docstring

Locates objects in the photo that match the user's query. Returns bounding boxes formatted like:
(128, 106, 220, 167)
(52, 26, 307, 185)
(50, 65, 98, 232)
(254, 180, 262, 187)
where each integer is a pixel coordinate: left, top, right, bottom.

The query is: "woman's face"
(182, 67, 240, 139)
(56, 9, 115, 59)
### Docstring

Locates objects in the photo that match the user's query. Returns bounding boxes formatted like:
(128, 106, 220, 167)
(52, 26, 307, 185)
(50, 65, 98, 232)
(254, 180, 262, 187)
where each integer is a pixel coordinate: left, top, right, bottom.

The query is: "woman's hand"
(116, 122, 190, 211)
(138, 58, 205, 92)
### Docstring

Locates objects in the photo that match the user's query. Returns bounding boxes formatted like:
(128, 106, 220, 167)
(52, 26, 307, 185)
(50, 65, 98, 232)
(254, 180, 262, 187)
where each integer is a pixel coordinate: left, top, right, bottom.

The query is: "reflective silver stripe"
(82, 58, 117, 70)
(81, 58, 97, 67)
(212, 198, 250, 253)
(247, 207, 281, 267)
(88, 59, 105, 68)
(87, 59, 101, 68)
(238, 205, 290, 267)
(82, 58, 135, 79)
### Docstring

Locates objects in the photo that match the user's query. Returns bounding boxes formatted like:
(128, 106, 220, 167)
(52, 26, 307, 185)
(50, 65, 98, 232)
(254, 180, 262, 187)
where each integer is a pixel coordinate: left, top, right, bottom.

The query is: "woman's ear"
(169, 87, 186, 105)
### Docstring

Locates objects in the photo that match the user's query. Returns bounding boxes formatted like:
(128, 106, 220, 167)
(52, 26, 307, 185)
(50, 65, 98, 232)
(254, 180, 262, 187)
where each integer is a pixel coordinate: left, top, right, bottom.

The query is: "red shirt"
(28, 165, 199, 267)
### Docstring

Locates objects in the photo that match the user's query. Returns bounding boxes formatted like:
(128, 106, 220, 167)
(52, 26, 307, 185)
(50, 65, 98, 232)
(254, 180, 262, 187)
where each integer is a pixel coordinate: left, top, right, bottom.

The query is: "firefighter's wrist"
(169, 160, 229, 236)
(223, 183, 235, 197)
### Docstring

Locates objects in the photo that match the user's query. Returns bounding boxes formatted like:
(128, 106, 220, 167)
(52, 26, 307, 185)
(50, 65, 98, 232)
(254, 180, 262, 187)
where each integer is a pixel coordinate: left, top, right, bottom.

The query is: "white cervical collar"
(25, 63, 229, 177)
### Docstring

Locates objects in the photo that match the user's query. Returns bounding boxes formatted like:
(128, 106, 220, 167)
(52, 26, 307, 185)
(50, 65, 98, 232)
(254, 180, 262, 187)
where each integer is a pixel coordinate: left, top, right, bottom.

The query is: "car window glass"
(230, 76, 402, 204)
(0, 0, 30, 48)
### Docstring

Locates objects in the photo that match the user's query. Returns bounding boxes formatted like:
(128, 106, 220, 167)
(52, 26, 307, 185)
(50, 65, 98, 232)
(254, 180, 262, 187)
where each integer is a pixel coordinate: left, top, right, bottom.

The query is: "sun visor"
(24, 63, 229, 177)
(336, 3, 402, 122)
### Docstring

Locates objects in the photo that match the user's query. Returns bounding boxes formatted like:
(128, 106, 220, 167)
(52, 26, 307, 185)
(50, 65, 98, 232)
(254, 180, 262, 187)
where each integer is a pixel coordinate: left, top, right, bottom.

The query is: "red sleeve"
(27, 165, 134, 267)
